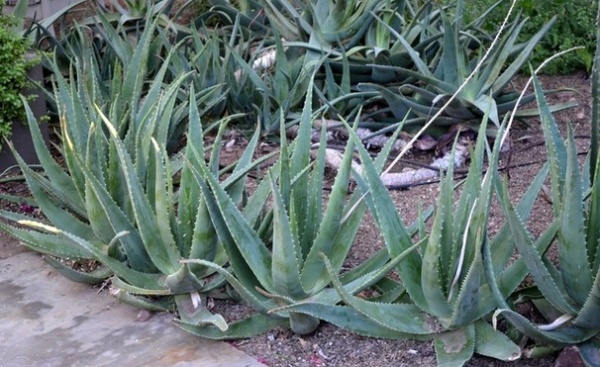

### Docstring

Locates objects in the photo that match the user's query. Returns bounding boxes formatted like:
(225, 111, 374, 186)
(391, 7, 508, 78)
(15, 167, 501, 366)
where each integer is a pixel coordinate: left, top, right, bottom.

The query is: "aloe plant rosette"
(0, 22, 262, 329)
(489, 72, 600, 364)
(176, 78, 432, 338)
(359, 0, 575, 138)
(276, 112, 555, 366)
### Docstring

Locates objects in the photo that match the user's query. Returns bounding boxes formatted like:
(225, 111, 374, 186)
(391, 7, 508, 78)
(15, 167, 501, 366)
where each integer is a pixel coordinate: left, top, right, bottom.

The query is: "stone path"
(0, 233, 267, 367)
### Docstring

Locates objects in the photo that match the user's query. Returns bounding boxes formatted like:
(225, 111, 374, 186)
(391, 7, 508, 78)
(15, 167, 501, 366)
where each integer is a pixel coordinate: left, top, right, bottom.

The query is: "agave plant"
(215, 0, 442, 85)
(488, 32, 600, 362)
(0, 93, 253, 326)
(175, 79, 432, 338)
(219, 0, 447, 131)
(358, 0, 576, 138)
(86, 0, 196, 32)
(256, 0, 451, 89)
(194, 0, 271, 35)
(309, 1, 448, 124)
(43, 0, 229, 94)
(257, 0, 378, 50)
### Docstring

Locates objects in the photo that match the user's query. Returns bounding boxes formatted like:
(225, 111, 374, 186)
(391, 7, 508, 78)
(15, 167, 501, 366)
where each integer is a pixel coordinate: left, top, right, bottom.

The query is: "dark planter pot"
(0, 58, 48, 173)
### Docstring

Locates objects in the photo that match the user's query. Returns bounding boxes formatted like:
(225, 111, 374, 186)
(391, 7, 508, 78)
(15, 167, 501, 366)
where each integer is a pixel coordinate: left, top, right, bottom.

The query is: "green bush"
(0, 9, 31, 147)
(464, 0, 597, 74)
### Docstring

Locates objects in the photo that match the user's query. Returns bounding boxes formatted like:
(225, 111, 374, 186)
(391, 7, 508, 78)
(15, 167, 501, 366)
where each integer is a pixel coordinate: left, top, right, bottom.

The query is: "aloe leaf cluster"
(204, 0, 576, 138)
(357, 0, 576, 138)
(22, 0, 578, 139)
(295, 112, 564, 365)
(488, 13, 600, 360)
(175, 78, 432, 338)
(0, 21, 262, 328)
(3, 1, 597, 366)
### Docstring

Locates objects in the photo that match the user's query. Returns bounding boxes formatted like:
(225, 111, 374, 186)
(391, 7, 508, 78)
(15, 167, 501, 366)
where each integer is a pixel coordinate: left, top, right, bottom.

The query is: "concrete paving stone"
(0, 233, 267, 367)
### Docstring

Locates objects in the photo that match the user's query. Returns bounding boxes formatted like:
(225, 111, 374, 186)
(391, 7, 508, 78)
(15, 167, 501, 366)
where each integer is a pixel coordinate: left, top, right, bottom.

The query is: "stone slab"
(0, 236, 266, 367)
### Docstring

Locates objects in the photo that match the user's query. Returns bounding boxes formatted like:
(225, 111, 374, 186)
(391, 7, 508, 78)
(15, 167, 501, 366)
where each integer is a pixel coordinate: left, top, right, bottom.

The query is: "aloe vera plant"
(359, 0, 576, 137)
(271, 111, 557, 366)
(257, 0, 449, 88)
(175, 78, 433, 338)
(488, 9, 600, 360)
(228, 35, 317, 131)
(84, 0, 194, 32)
(323, 0, 446, 86)
(218, 1, 448, 130)
(0, 19, 264, 328)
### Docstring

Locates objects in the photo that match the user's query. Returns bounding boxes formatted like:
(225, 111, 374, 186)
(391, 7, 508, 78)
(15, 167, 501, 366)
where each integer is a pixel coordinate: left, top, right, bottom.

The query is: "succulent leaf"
(174, 294, 228, 331)
(558, 128, 593, 306)
(301, 119, 355, 293)
(587, 153, 600, 274)
(98, 111, 181, 275)
(180, 259, 274, 314)
(344, 120, 428, 311)
(579, 336, 600, 367)
(495, 308, 597, 346)
(174, 313, 288, 340)
(189, 159, 276, 294)
(0, 218, 90, 259)
(498, 180, 577, 315)
(433, 325, 475, 367)
(473, 319, 521, 361)
(270, 173, 307, 299)
(322, 252, 440, 335)
(43, 256, 112, 285)
(535, 75, 567, 216)
(421, 179, 453, 318)
(279, 301, 427, 339)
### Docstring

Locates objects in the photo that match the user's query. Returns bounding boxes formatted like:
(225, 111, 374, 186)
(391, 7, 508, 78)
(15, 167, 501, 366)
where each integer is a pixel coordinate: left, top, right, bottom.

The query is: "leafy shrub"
(464, 0, 597, 74)
(0, 8, 32, 148)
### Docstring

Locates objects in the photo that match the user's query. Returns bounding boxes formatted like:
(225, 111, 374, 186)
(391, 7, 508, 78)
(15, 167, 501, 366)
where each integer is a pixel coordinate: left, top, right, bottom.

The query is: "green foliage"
(291, 114, 553, 366)
(32, 0, 575, 136)
(356, 0, 576, 138)
(0, 10, 32, 149)
(491, 75, 600, 362)
(0, 22, 264, 328)
(488, 5, 600, 359)
(75, 0, 192, 31)
(464, 0, 597, 74)
(176, 80, 426, 338)
(2, 1, 594, 364)
(198, 0, 575, 135)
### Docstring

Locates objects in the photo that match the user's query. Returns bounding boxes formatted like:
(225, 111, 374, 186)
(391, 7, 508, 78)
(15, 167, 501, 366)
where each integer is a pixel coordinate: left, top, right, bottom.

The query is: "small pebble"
(135, 309, 153, 322)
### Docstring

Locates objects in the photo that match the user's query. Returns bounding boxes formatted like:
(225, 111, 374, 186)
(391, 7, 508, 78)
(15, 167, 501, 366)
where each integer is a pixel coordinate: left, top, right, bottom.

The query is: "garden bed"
(0, 72, 591, 367)
(1, 0, 597, 365)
